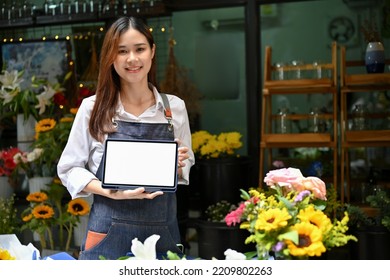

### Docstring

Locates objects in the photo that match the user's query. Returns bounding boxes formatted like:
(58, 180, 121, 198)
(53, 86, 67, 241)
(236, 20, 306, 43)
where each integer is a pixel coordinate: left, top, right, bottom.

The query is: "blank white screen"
(103, 140, 177, 188)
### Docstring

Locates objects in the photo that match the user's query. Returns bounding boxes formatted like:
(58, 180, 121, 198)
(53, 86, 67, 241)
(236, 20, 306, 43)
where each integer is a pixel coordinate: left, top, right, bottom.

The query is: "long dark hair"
(89, 16, 156, 142)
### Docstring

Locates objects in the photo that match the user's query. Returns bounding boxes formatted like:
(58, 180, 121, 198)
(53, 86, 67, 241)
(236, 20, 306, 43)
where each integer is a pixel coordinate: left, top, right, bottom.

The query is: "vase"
(350, 226, 390, 260)
(73, 195, 93, 247)
(73, 215, 89, 248)
(28, 176, 53, 193)
(193, 157, 254, 213)
(365, 42, 385, 74)
(0, 176, 14, 199)
(196, 219, 255, 259)
(16, 113, 36, 152)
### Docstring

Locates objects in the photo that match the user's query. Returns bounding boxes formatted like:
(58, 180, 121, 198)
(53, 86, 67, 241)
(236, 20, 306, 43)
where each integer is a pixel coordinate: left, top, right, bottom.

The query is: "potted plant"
(346, 190, 390, 260)
(20, 178, 91, 254)
(196, 200, 255, 259)
(13, 110, 76, 193)
(0, 68, 71, 144)
(191, 130, 254, 213)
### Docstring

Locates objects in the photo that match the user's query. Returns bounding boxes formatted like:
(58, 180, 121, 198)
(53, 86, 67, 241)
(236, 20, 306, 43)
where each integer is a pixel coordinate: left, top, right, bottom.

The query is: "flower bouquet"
(225, 167, 357, 260)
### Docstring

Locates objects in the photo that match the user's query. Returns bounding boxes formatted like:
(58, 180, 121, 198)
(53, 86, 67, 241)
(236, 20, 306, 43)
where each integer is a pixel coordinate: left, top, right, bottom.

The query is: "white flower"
(0, 70, 23, 90)
(129, 234, 160, 260)
(224, 249, 246, 260)
(27, 148, 43, 162)
(35, 84, 58, 115)
(0, 70, 24, 104)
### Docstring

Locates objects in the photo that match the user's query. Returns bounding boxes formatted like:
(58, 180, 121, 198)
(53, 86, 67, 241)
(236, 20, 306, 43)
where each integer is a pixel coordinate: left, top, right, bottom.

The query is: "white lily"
(0, 70, 23, 90)
(129, 234, 160, 260)
(35, 84, 58, 115)
(224, 249, 247, 260)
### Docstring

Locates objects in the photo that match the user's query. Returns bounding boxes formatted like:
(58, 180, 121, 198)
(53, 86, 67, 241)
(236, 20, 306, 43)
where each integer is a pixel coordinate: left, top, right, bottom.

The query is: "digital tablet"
(101, 138, 178, 192)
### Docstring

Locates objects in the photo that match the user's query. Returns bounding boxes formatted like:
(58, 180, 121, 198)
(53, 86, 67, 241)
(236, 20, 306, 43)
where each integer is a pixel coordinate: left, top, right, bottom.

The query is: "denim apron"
(78, 94, 182, 260)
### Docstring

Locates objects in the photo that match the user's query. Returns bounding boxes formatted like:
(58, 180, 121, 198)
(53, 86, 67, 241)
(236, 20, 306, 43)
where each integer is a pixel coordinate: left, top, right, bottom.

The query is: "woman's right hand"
(106, 187, 164, 200)
(83, 179, 163, 200)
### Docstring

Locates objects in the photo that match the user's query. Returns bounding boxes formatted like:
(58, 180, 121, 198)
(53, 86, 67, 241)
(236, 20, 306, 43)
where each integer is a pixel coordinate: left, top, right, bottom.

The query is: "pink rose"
(301, 176, 327, 200)
(263, 167, 305, 191)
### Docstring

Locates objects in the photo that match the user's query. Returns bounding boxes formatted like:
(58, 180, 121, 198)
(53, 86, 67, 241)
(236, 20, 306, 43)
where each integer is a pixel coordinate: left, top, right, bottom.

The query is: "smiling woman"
(56, 16, 195, 260)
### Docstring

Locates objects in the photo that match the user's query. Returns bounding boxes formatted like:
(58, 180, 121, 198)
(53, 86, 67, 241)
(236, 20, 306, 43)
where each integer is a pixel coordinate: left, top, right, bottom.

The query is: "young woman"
(57, 16, 194, 260)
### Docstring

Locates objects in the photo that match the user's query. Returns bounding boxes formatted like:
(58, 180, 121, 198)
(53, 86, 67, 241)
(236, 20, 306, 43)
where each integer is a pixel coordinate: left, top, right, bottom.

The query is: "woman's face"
(113, 28, 155, 85)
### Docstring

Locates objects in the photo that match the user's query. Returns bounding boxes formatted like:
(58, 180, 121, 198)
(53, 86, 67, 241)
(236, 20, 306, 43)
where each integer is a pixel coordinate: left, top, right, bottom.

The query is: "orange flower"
(26, 192, 48, 203)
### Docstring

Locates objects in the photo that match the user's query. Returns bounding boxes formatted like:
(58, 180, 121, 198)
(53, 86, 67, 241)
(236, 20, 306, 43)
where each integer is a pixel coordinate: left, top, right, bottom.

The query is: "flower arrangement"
(191, 130, 243, 159)
(13, 110, 76, 178)
(20, 178, 90, 252)
(0, 69, 70, 121)
(225, 167, 357, 260)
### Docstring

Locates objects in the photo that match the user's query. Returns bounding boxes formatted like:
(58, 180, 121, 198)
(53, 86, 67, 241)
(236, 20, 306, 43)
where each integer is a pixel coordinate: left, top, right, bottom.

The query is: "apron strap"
(160, 93, 173, 131)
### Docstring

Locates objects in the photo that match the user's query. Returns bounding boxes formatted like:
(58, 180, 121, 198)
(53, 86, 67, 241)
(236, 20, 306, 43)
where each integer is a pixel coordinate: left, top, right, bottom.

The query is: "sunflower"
(67, 198, 90, 216)
(285, 222, 326, 257)
(26, 192, 48, 203)
(255, 208, 291, 232)
(0, 248, 15, 260)
(35, 118, 56, 133)
(34, 118, 57, 140)
(298, 205, 332, 234)
(32, 204, 55, 219)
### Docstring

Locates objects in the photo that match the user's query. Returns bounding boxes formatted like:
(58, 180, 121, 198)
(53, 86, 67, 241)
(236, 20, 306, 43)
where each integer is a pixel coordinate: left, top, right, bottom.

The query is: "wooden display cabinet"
(340, 46, 390, 203)
(259, 42, 338, 190)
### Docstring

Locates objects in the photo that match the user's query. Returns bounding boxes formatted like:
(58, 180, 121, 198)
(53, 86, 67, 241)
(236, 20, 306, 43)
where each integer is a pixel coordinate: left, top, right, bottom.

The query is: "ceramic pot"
(194, 157, 254, 213)
(28, 176, 53, 193)
(365, 42, 385, 74)
(196, 219, 254, 259)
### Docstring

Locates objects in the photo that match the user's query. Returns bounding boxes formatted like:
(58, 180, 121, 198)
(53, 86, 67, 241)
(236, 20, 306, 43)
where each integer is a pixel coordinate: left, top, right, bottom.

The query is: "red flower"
(53, 92, 67, 106)
(0, 147, 21, 176)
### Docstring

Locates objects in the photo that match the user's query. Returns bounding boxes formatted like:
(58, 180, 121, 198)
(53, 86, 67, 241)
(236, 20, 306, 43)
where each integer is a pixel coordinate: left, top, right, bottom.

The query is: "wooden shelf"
(340, 45, 390, 203)
(345, 130, 390, 143)
(344, 73, 390, 86)
(259, 42, 338, 190)
(261, 133, 333, 145)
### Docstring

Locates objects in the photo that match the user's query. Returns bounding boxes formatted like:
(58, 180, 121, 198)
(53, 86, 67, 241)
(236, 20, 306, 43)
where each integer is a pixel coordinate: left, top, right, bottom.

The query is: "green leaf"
(278, 230, 298, 244)
(166, 250, 183, 260)
(240, 189, 251, 200)
(278, 195, 294, 209)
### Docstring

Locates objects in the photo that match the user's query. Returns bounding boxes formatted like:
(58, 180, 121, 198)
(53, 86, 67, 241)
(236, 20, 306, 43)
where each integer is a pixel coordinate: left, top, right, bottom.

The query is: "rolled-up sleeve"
(57, 96, 104, 199)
